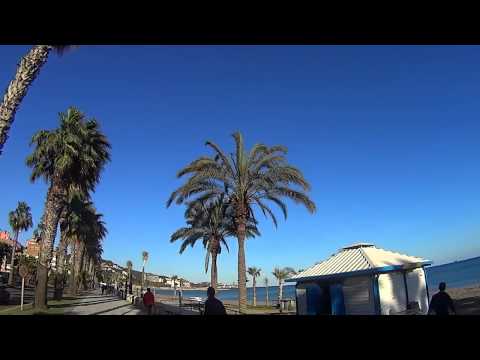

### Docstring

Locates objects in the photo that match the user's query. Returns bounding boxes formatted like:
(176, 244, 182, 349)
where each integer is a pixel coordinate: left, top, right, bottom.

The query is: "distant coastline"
(429, 255, 480, 269)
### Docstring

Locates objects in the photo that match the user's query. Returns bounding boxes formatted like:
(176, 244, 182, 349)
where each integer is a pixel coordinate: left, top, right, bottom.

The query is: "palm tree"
(170, 195, 259, 290)
(264, 277, 269, 306)
(141, 251, 148, 293)
(0, 46, 76, 155)
(247, 267, 261, 307)
(0, 243, 11, 273)
(171, 275, 178, 297)
(26, 107, 110, 309)
(63, 192, 106, 296)
(7, 201, 33, 286)
(168, 131, 316, 313)
(272, 267, 296, 312)
(126, 260, 133, 295)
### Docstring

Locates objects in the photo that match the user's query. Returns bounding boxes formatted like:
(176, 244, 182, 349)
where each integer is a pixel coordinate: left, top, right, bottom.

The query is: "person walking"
(143, 287, 155, 315)
(428, 282, 456, 315)
(203, 286, 227, 315)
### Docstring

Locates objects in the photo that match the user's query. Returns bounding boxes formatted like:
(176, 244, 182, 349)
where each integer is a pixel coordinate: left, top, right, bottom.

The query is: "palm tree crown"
(168, 131, 315, 313)
(9, 201, 33, 235)
(26, 107, 111, 192)
(272, 267, 296, 282)
(126, 260, 133, 270)
(247, 267, 261, 278)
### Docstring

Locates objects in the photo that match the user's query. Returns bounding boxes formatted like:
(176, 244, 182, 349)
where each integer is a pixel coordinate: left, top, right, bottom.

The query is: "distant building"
(181, 279, 191, 288)
(25, 238, 41, 258)
(0, 230, 22, 251)
(146, 274, 160, 283)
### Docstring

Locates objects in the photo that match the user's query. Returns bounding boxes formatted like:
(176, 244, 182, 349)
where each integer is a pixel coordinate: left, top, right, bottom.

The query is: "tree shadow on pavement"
(49, 298, 121, 309)
(89, 303, 134, 315)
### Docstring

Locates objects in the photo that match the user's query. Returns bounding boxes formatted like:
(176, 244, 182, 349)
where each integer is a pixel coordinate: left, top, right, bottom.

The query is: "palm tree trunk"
(266, 284, 269, 306)
(74, 241, 85, 292)
(210, 251, 218, 291)
(54, 231, 68, 300)
(7, 230, 19, 286)
(236, 211, 248, 313)
(128, 269, 132, 294)
(141, 265, 145, 293)
(34, 178, 65, 310)
(253, 276, 256, 307)
(0, 45, 51, 156)
(68, 241, 76, 294)
(279, 280, 284, 311)
(210, 241, 219, 290)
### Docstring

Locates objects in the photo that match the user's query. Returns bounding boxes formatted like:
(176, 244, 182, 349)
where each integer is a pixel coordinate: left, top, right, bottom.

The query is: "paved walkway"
(60, 290, 142, 315)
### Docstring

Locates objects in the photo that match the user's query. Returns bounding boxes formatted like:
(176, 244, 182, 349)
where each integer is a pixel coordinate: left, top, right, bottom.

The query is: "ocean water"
(154, 284, 296, 303)
(425, 256, 480, 290)
(154, 257, 480, 303)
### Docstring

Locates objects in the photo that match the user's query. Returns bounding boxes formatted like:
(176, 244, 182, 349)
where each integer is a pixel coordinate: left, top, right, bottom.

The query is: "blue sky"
(1, 45, 480, 285)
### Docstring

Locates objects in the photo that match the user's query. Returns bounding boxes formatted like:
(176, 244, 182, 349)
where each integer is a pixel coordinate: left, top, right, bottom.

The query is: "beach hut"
(287, 243, 432, 315)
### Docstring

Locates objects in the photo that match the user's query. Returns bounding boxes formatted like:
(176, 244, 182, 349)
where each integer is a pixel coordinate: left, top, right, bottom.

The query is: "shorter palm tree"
(8, 201, 33, 286)
(264, 277, 269, 306)
(170, 195, 259, 291)
(171, 275, 178, 297)
(141, 251, 148, 293)
(272, 267, 296, 312)
(247, 267, 261, 307)
(126, 260, 133, 295)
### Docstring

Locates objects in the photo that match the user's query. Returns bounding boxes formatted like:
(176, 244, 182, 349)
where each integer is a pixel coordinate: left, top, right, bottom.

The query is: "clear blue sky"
(1, 45, 480, 285)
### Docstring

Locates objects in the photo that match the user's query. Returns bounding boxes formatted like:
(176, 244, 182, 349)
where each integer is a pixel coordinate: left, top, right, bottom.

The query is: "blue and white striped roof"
(287, 243, 431, 282)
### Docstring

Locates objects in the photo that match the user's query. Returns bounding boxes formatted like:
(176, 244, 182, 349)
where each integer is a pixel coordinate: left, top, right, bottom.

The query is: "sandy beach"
(444, 286, 480, 315)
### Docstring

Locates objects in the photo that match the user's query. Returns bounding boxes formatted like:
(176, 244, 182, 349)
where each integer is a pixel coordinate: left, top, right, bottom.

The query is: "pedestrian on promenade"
(204, 287, 227, 315)
(101, 284, 105, 295)
(143, 287, 155, 315)
(428, 282, 456, 315)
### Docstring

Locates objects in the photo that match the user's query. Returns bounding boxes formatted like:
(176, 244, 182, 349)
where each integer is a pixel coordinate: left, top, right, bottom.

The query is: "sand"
(444, 286, 480, 315)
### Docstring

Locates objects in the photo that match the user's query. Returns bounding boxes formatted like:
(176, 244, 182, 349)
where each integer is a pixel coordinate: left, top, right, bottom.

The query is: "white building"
(287, 243, 431, 315)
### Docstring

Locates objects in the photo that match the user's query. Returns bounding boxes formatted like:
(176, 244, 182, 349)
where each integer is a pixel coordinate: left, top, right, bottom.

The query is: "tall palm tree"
(126, 260, 133, 295)
(170, 195, 259, 290)
(168, 131, 316, 313)
(0, 46, 76, 155)
(247, 267, 261, 307)
(141, 251, 148, 293)
(7, 201, 33, 286)
(272, 267, 296, 311)
(264, 277, 269, 306)
(26, 107, 110, 309)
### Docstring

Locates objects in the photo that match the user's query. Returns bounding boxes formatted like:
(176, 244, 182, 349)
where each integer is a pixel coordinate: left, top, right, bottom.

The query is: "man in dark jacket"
(204, 286, 227, 315)
(428, 282, 456, 315)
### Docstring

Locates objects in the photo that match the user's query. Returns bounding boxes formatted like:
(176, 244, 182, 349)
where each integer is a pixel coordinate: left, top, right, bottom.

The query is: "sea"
(154, 256, 480, 303)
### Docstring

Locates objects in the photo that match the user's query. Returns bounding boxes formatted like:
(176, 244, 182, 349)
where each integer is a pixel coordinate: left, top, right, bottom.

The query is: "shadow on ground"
(455, 297, 480, 315)
(49, 298, 120, 309)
